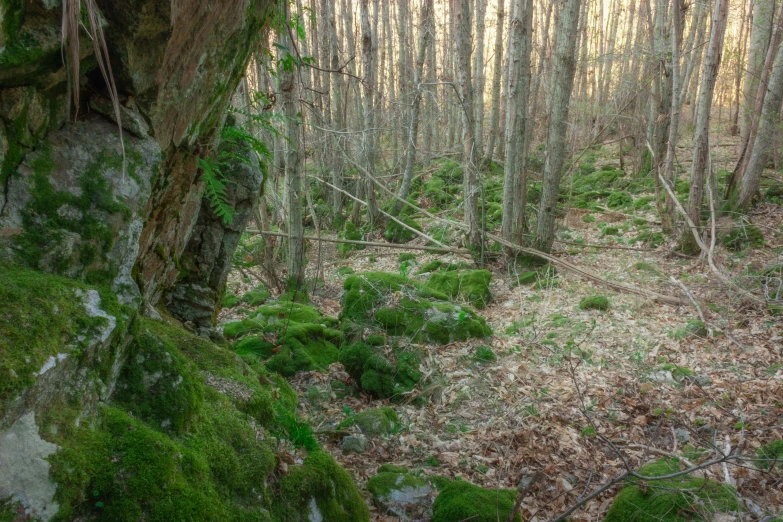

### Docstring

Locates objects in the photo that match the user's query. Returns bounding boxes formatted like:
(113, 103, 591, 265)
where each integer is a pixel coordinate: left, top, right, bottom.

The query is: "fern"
(198, 158, 236, 225)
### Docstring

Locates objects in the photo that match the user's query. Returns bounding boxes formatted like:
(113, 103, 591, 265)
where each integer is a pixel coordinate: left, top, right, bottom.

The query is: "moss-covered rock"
(368, 468, 433, 519)
(338, 407, 400, 437)
(273, 450, 370, 521)
(425, 269, 492, 309)
(340, 272, 491, 344)
(579, 295, 610, 311)
(239, 283, 271, 306)
(383, 215, 423, 244)
(604, 458, 739, 522)
(338, 221, 365, 257)
(225, 301, 341, 377)
(431, 480, 521, 522)
(339, 342, 422, 400)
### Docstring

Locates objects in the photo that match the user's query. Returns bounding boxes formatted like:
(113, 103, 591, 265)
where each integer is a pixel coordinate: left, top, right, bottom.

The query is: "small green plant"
(424, 456, 442, 467)
(579, 295, 610, 311)
(398, 253, 417, 264)
(581, 426, 597, 437)
(582, 214, 596, 223)
(754, 439, 783, 469)
(473, 345, 496, 363)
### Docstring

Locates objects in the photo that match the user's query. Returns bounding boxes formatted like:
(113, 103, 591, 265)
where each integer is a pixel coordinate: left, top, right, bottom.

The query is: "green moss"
(13, 145, 130, 281)
(473, 345, 496, 363)
(273, 451, 369, 522)
(426, 269, 492, 309)
(222, 291, 240, 308)
(602, 226, 621, 237)
(431, 480, 520, 522)
(660, 363, 696, 381)
(607, 191, 633, 209)
(417, 260, 471, 274)
(634, 262, 658, 273)
(721, 225, 764, 251)
(579, 295, 610, 311)
(636, 230, 665, 247)
(378, 464, 408, 474)
(582, 214, 596, 223)
(755, 439, 783, 470)
(239, 284, 270, 306)
(338, 221, 364, 257)
(383, 215, 422, 243)
(368, 470, 429, 498)
(0, 265, 122, 418)
(604, 458, 739, 522)
(398, 253, 417, 264)
(338, 407, 399, 437)
(339, 342, 422, 399)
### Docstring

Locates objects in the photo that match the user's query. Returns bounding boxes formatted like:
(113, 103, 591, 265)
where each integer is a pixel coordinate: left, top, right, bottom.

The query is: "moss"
(634, 262, 657, 273)
(607, 191, 633, 209)
(636, 230, 665, 247)
(13, 145, 130, 281)
(582, 214, 596, 223)
(0, 265, 123, 418)
(368, 470, 429, 499)
(426, 269, 492, 309)
(398, 253, 417, 264)
(227, 302, 341, 377)
(602, 226, 621, 237)
(417, 260, 471, 274)
(721, 225, 764, 251)
(579, 295, 610, 311)
(336, 266, 355, 276)
(473, 345, 496, 363)
(338, 342, 422, 400)
(112, 321, 205, 434)
(603, 458, 739, 522)
(755, 439, 783, 470)
(431, 480, 521, 522)
(273, 451, 369, 522)
(383, 215, 422, 243)
(338, 221, 364, 257)
(338, 407, 399, 437)
(239, 284, 270, 306)
(222, 291, 240, 308)
(378, 464, 408, 474)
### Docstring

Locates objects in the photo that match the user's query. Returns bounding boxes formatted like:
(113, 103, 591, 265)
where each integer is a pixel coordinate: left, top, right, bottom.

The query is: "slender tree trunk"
(360, 0, 377, 226)
(452, 0, 481, 251)
(731, 0, 750, 135)
(281, 8, 304, 289)
(683, 0, 729, 253)
(736, 37, 783, 209)
(534, 0, 581, 254)
(396, 0, 434, 211)
(485, 0, 505, 164)
(501, 0, 531, 246)
(473, 0, 487, 164)
(740, 0, 775, 145)
(662, 0, 683, 232)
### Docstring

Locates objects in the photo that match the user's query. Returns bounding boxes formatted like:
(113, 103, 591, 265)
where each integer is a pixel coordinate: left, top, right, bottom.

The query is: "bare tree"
(534, 0, 581, 254)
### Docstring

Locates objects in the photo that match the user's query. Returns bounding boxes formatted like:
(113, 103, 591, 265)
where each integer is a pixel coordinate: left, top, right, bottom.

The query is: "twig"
(507, 472, 542, 522)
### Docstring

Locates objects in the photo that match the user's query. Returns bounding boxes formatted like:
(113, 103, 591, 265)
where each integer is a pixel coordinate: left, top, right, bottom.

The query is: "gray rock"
(341, 434, 368, 454)
(368, 471, 433, 521)
(0, 413, 60, 521)
(675, 428, 691, 444)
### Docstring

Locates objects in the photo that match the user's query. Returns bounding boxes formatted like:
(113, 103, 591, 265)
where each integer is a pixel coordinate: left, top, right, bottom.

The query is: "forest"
(0, 0, 781, 521)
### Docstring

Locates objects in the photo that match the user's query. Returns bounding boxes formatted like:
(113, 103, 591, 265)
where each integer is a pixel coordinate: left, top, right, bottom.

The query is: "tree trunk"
(327, 0, 344, 217)
(396, 0, 434, 211)
(662, 0, 683, 232)
(473, 0, 487, 164)
(452, 0, 482, 251)
(281, 8, 304, 289)
(360, 0, 377, 226)
(485, 0, 505, 165)
(740, 0, 775, 144)
(534, 0, 581, 254)
(683, 0, 729, 253)
(735, 37, 783, 209)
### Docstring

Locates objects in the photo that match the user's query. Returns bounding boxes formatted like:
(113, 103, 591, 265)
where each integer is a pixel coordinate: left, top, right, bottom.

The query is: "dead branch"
(247, 230, 469, 254)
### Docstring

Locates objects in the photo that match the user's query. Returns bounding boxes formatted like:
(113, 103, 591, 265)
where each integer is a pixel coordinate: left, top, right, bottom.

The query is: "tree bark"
(534, 0, 581, 254)
(473, 0, 487, 163)
(485, 0, 505, 165)
(360, 0, 377, 226)
(740, 0, 775, 144)
(683, 0, 729, 253)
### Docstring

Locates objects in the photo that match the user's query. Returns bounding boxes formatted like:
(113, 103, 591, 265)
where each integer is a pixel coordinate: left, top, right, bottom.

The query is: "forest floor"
(222, 145, 783, 521)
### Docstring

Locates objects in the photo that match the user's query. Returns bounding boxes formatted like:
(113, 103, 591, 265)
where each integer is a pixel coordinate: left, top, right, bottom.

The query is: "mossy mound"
(338, 221, 365, 257)
(273, 451, 370, 521)
(338, 407, 400, 437)
(340, 272, 492, 344)
(636, 230, 665, 247)
(417, 260, 472, 275)
(225, 302, 342, 377)
(721, 225, 764, 251)
(367, 467, 433, 518)
(431, 480, 521, 522)
(473, 345, 496, 363)
(239, 283, 271, 306)
(425, 269, 492, 309)
(579, 295, 610, 311)
(607, 191, 633, 209)
(40, 317, 367, 522)
(0, 264, 126, 419)
(603, 458, 739, 522)
(383, 215, 423, 244)
(339, 342, 422, 399)
(398, 253, 417, 264)
(423, 177, 454, 205)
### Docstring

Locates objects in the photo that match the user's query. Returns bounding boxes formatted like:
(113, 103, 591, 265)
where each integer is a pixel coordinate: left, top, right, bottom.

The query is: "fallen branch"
(247, 230, 469, 254)
(507, 471, 542, 522)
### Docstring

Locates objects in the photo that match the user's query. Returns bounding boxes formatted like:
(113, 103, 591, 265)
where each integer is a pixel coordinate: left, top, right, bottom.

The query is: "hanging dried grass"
(61, 0, 126, 178)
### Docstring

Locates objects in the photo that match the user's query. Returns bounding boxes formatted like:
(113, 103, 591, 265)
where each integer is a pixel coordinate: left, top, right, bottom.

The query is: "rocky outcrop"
(168, 137, 265, 335)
